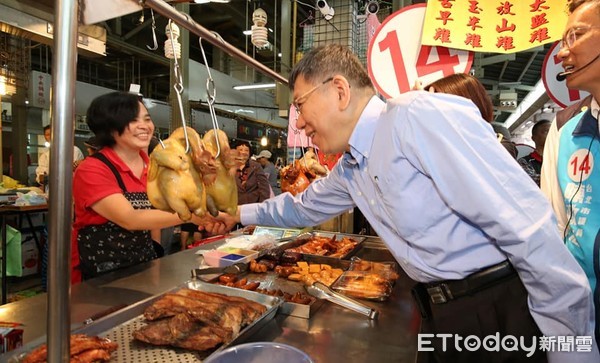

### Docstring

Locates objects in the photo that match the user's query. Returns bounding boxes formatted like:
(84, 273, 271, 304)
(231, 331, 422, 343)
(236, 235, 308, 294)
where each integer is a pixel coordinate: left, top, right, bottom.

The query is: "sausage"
(219, 274, 237, 284)
(240, 281, 260, 291)
(259, 259, 277, 271)
(280, 251, 302, 265)
(290, 292, 312, 305)
(233, 277, 248, 287)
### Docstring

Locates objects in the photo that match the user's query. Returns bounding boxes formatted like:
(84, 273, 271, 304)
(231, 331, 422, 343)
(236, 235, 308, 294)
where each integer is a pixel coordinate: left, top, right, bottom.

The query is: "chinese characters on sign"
(422, 0, 568, 53)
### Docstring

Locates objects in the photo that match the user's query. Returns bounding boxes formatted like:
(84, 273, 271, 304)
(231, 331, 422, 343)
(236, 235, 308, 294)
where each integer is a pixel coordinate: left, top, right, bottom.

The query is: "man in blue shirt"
(205, 44, 597, 362)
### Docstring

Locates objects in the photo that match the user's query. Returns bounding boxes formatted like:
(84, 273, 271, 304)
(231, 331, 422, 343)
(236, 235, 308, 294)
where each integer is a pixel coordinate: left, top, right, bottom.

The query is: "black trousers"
(415, 274, 547, 363)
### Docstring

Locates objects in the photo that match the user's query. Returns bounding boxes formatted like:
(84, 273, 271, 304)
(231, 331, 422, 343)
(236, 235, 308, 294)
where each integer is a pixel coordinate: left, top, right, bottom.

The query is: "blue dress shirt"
(240, 92, 597, 360)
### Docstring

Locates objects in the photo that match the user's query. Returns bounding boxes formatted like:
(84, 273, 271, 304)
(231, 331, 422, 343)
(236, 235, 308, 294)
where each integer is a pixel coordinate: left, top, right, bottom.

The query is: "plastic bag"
(0, 225, 22, 277)
(15, 191, 47, 206)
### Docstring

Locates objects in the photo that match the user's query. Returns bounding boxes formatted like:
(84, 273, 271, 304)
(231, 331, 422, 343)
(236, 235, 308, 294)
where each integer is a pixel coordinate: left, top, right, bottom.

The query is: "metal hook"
(166, 20, 190, 154)
(199, 37, 222, 158)
(146, 9, 158, 51)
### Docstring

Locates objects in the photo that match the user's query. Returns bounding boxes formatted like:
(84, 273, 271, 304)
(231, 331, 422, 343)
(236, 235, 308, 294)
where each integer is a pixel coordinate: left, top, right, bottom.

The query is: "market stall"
(4, 234, 419, 362)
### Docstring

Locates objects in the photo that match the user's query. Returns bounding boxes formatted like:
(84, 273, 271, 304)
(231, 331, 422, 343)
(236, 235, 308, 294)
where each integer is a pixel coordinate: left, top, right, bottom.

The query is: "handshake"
(191, 208, 241, 237)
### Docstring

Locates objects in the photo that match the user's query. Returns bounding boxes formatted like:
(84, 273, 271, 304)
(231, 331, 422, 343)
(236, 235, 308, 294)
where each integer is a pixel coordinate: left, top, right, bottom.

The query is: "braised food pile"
(148, 127, 239, 220)
(133, 288, 266, 351)
(214, 274, 314, 305)
(280, 149, 328, 195)
(286, 235, 359, 258)
(21, 334, 118, 363)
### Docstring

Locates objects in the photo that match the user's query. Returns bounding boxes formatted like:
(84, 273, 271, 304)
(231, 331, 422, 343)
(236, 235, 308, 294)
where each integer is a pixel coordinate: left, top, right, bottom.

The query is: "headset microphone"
(556, 52, 600, 81)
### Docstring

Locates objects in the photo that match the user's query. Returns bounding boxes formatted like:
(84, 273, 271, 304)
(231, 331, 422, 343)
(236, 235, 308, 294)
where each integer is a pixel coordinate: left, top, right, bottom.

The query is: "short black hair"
(232, 139, 251, 150)
(532, 120, 550, 136)
(43, 125, 51, 132)
(86, 92, 141, 148)
(84, 136, 100, 150)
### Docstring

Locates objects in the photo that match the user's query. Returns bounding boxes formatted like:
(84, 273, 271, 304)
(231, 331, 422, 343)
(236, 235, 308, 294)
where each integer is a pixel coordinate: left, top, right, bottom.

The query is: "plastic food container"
(348, 257, 400, 283)
(203, 248, 258, 267)
(331, 270, 393, 301)
(204, 342, 313, 363)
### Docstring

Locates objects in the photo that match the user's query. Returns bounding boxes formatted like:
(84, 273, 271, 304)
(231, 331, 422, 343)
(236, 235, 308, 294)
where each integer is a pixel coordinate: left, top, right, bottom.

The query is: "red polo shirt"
(71, 148, 149, 283)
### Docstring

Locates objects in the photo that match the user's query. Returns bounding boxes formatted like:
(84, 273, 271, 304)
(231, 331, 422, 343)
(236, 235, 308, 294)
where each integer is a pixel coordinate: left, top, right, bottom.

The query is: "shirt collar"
(101, 147, 150, 173)
(345, 96, 386, 164)
(591, 97, 599, 119)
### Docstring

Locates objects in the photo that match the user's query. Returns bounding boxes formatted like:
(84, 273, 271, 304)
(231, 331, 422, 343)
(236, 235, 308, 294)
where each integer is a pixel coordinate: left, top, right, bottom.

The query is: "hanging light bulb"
(251, 8, 269, 48)
(164, 21, 181, 59)
(261, 135, 268, 146)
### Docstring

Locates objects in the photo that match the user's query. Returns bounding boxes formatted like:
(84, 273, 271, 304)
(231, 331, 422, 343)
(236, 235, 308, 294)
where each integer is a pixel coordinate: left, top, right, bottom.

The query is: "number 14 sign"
(368, 4, 473, 99)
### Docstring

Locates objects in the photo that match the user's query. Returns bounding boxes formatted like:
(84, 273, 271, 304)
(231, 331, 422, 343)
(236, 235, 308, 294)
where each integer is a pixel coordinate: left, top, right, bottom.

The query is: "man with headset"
(203, 43, 598, 362)
(541, 0, 600, 346)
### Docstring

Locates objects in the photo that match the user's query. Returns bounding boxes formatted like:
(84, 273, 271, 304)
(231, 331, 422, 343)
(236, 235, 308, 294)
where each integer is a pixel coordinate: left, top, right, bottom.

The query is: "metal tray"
(233, 272, 324, 319)
(284, 231, 367, 262)
(9, 281, 282, 363)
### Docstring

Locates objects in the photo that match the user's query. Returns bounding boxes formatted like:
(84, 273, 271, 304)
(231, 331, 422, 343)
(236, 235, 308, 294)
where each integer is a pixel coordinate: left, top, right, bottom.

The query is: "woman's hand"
(192, 211, 238, 236)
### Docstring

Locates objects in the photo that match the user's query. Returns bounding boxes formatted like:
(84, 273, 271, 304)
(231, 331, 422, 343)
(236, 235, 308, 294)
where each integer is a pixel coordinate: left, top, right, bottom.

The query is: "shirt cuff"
(239, 203, 260, 226)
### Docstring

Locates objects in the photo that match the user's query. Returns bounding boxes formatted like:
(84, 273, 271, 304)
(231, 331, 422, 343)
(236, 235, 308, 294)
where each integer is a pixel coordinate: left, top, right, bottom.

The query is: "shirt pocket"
(371, 160, 446, 241)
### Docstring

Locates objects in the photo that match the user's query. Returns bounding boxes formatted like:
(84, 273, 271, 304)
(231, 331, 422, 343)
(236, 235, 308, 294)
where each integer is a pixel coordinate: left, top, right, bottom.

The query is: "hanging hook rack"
(299, 10, 315, 28)
(143, 0, 288, 85)
(166, 19, 190, 153)
(199, 37, 221, 158)
(146, 9, 159, 50)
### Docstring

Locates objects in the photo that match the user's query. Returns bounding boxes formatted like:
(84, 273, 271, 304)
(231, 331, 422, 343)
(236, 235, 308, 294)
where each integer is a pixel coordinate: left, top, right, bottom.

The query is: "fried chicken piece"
(175, 288, 266, 326)
(21, 335, 117, 363)
(70, 349, 112, 363)
(143, 293, 243, 336)
(133, 313, 225, 351)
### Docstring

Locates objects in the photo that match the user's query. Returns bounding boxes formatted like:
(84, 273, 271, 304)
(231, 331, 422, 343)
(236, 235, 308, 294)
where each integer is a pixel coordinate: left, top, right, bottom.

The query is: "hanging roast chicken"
(147, 127, 209, 221)
(202, 129, 239, 216)
(280, 148, 328, 195)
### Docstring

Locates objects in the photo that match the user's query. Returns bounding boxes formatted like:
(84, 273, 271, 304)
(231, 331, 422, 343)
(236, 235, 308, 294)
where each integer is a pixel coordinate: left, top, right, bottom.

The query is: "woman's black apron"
(77, 153, 157, 279)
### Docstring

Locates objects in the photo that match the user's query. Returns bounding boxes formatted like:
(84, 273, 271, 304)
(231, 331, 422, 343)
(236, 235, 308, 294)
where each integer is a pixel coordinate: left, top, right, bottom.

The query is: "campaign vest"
(557, 109, 600, 292)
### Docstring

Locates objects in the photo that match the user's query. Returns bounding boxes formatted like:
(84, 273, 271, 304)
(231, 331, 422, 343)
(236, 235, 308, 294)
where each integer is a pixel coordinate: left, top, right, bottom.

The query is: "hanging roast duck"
(280, 148, 328, 196)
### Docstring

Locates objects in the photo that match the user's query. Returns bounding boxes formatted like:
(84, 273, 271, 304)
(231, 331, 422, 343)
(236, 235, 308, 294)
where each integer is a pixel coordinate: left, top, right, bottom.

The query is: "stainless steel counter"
(0, 236, 419, 362)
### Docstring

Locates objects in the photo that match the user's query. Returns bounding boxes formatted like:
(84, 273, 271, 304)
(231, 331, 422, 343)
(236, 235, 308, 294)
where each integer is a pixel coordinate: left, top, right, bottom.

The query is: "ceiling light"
(233, 83, 276, 91)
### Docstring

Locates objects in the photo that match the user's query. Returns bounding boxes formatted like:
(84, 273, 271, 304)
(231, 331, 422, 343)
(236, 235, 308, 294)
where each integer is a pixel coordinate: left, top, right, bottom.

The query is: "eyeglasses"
(561, 26, 600, 49)
(293, 77, 334, 115)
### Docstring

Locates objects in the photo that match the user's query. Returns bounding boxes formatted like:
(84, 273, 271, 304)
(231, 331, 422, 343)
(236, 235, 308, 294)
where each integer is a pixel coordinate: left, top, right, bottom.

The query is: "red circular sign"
(542, 41, 590, 109)
(367, 4, 473, 99)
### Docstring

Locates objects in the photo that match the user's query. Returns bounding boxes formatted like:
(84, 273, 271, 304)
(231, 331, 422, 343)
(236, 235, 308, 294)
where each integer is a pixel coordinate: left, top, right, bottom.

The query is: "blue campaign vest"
(557, 109, 600, 295)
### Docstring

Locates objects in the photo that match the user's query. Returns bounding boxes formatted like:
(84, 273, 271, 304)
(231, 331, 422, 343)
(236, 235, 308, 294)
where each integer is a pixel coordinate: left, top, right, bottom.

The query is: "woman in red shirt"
(72, 92, 205, 282)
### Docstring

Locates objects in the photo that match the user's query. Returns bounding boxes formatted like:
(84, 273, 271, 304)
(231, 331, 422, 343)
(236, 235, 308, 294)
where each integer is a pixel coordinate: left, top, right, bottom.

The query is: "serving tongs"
(306, 281, 379, 320)
(191, 262, 248, 278)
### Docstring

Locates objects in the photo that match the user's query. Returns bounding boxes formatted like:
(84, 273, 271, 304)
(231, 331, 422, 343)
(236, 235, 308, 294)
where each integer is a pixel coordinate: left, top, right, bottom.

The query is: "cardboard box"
(0, 322, 23, 354)
(21, 237, 39, 276)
